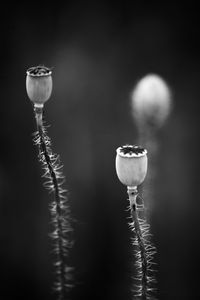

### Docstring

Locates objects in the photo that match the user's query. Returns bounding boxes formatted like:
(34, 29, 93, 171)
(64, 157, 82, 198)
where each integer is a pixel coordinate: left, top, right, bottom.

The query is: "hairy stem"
(34, 106, 72, 300)
(128, 187, 157, 300)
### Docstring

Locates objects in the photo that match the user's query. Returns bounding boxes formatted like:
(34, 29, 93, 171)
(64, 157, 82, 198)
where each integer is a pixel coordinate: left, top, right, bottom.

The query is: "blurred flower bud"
(115, 145, 148, 187)
(26, 66, 52, 107)
(132, 74, 171, 127)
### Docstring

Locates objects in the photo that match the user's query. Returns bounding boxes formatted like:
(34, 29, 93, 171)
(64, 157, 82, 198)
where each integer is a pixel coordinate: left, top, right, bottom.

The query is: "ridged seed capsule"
(115, 145, 148, 188)
(26, 66, 52, 108)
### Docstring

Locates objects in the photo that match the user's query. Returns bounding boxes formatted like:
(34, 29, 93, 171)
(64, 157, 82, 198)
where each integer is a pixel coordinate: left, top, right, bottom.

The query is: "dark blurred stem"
(34, 105, 66, 300)
(128, 187, 147, 300)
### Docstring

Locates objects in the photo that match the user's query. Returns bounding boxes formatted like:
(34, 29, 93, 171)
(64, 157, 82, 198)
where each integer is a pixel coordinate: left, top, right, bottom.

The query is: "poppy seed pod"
(115, 145, 148, 188)
(26, 66, 52, 107)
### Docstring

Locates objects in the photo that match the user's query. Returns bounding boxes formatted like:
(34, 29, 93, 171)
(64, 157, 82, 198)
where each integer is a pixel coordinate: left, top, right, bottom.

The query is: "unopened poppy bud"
(26, 66, 52, 107)
(115, 145, 147, 188)
(132, 74, 171, 127)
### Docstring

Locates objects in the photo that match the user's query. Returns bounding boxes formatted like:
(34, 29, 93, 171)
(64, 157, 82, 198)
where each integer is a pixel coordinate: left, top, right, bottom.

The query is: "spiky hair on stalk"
(26, 66, 73, 299)
(128, 193, 157, 300)
(33, 122, 73, 300)
(115, 145, 157, 300)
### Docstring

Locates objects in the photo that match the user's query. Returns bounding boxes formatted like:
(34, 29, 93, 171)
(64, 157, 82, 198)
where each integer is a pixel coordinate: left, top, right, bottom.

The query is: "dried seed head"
(26, 66, 53, 107)
(115, 145, 148, 187)
(132, 74, 172, 127)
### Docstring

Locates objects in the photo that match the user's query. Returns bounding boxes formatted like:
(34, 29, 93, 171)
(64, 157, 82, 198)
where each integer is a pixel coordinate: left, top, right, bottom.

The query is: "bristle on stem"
(127, 187, 157, 300)
(33, 106, 73, 299)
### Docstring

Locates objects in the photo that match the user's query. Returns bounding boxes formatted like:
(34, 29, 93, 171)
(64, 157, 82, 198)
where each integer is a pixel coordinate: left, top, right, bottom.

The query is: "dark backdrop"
(0, 2, 199, 300)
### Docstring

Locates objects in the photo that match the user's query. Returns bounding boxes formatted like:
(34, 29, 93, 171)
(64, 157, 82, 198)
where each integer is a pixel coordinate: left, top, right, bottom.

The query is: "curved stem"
(128, 187, 157, 300)
(34, 106, 72, 300)
(128, 187, 148, 299)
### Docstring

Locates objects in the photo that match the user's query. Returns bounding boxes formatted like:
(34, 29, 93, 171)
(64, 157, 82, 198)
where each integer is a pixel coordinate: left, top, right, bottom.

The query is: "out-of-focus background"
(0, 2, 199, 299)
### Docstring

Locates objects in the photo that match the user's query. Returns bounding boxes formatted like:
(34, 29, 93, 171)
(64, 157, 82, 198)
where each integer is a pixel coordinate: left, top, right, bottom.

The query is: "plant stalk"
(128, 186, 148, 300)
(34, 105, 67, 300)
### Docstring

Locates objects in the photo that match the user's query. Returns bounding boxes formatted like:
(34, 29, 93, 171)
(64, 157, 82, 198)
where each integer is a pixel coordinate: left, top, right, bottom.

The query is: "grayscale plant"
(116, 145, 157, 300)
(26, 66, 73, 300)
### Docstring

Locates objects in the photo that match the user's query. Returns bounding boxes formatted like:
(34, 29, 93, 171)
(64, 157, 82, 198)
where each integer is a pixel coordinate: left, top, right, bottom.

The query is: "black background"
(0, 2, 200, 299)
